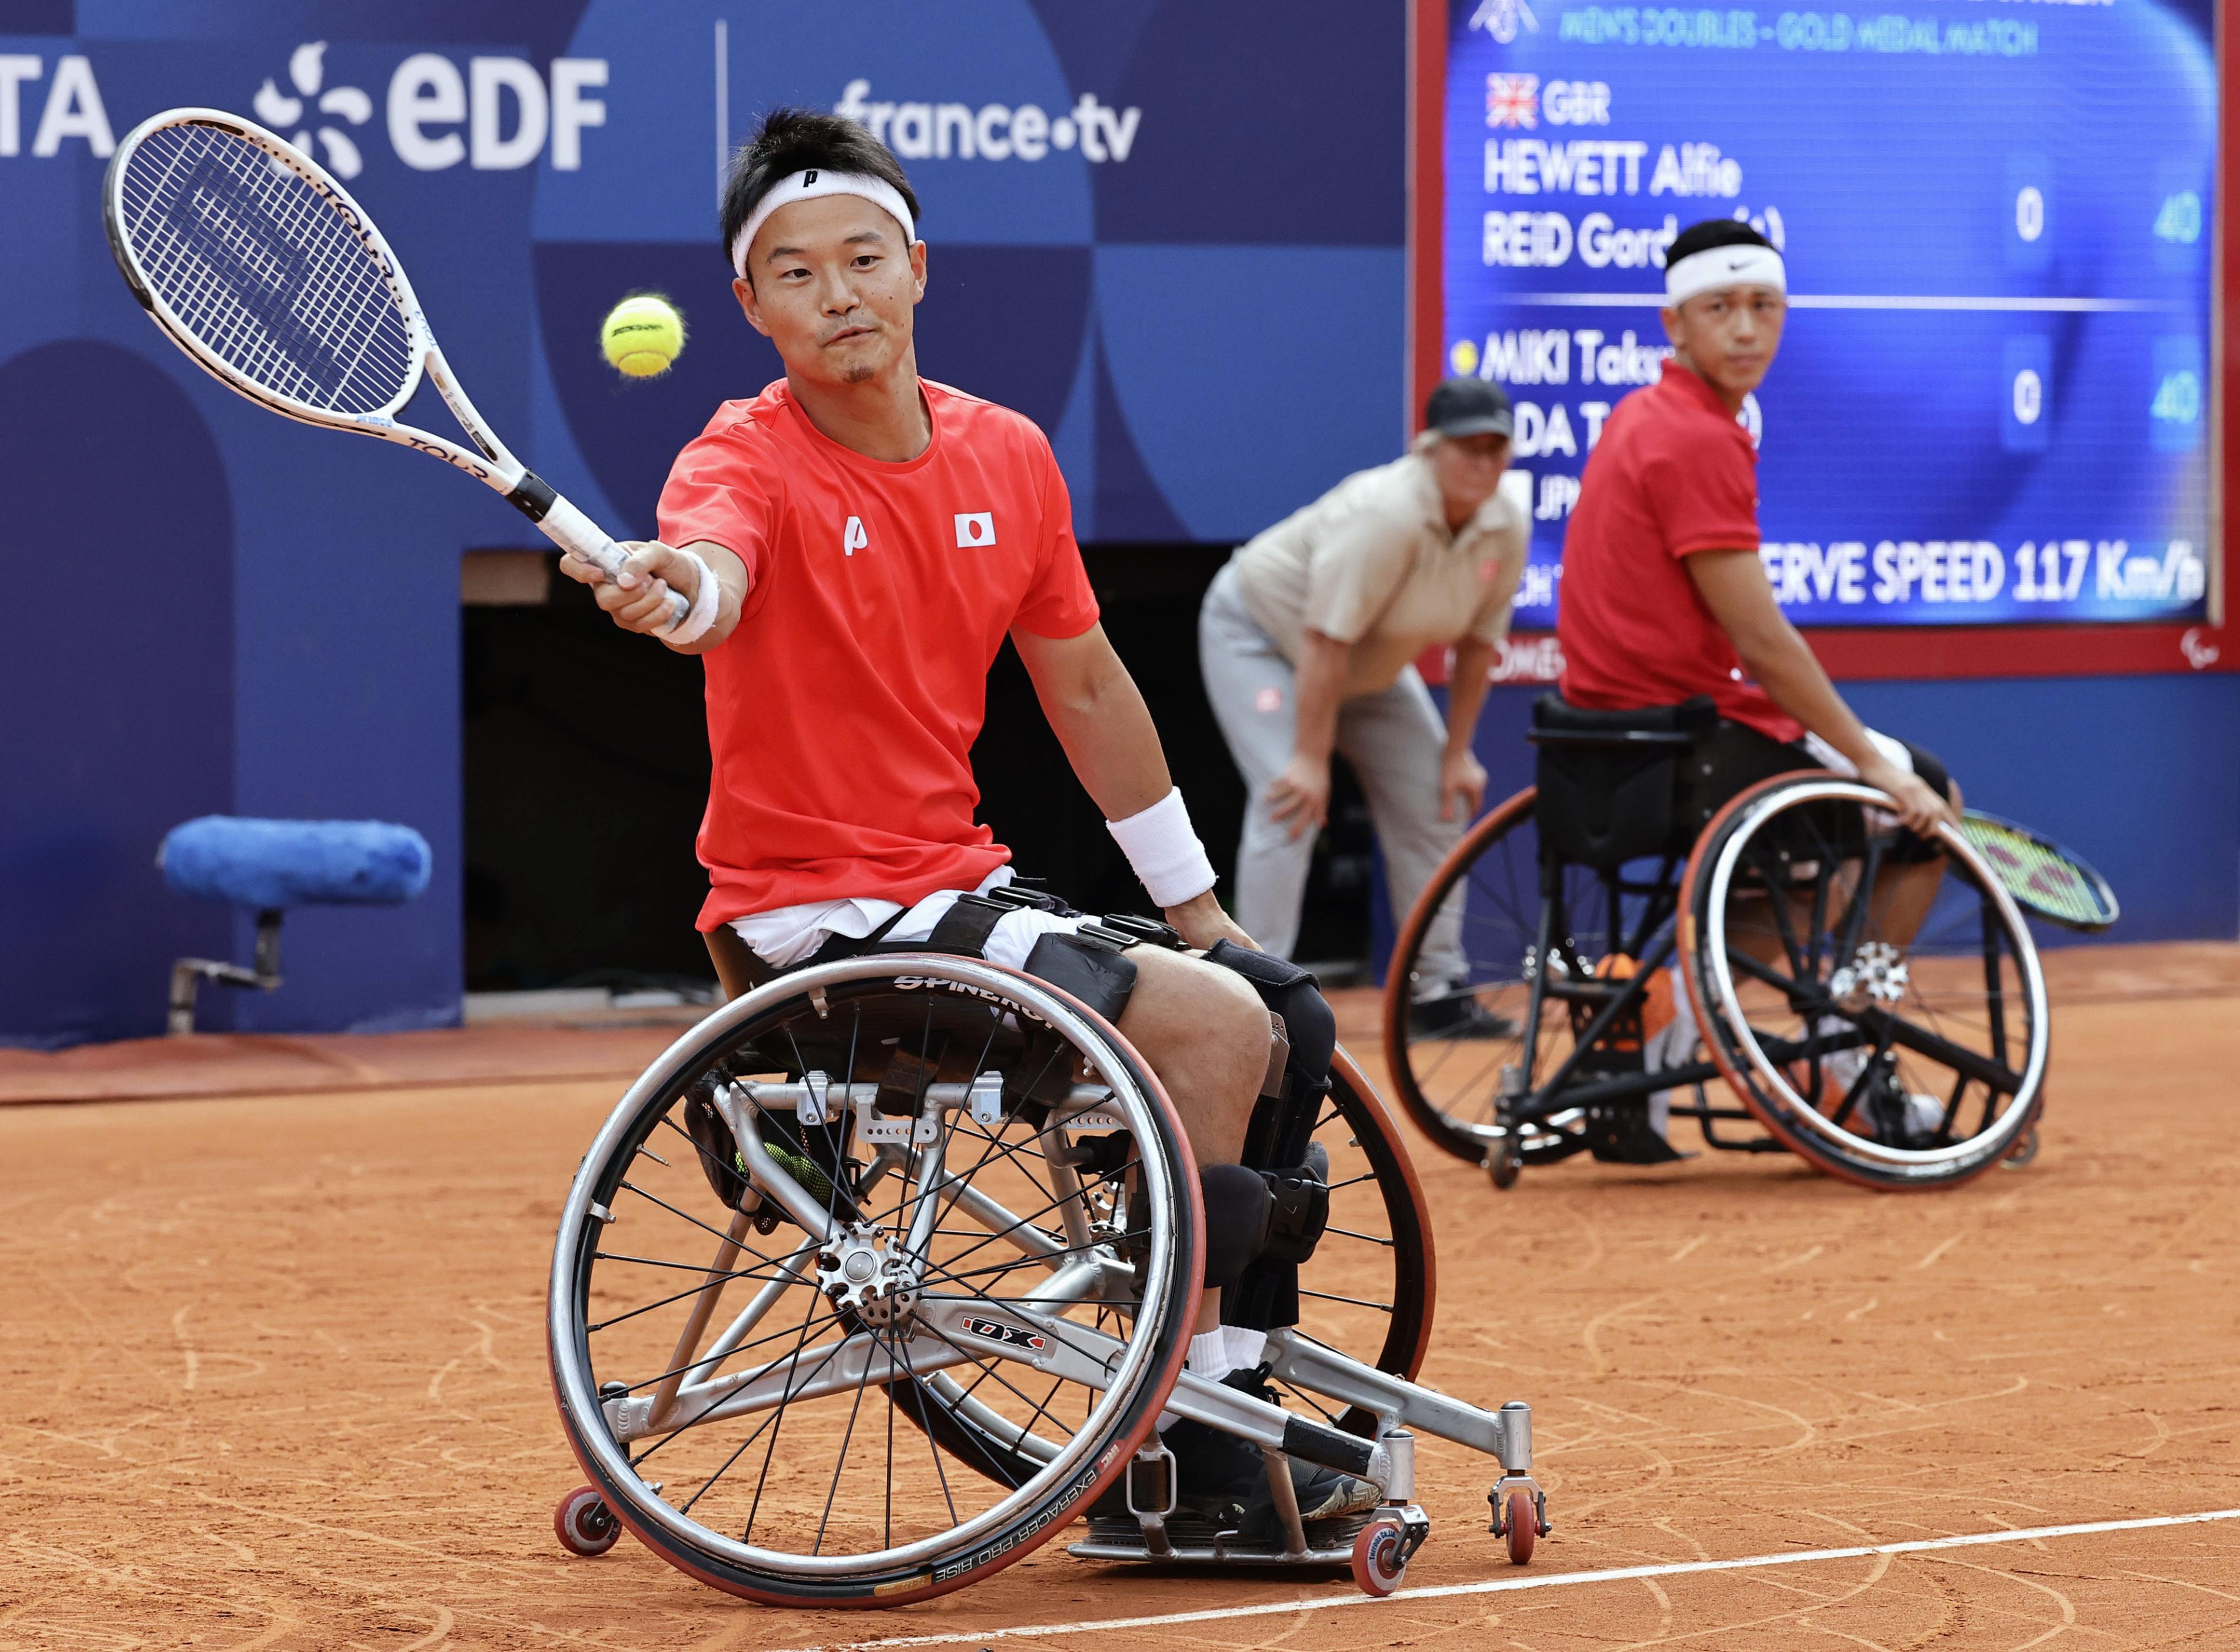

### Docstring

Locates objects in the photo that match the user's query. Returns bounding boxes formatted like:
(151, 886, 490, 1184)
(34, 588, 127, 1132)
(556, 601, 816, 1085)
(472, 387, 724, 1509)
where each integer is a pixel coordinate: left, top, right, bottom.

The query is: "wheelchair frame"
(1494, 828, 1781, 1183)
(548, 953, 1547, 1605)
(1384, 711, 2050, 1192)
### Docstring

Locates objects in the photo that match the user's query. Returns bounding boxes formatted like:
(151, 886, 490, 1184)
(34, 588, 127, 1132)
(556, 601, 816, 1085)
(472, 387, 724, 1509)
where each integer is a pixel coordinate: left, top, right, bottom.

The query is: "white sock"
(1221, 1324, 1268, 1372)
(1644, 961, 1692, 1137)
(1185, 1329, 1233, 1378)
(1158, 1326, 1273, 1432)
(1814, 1014, 1869, 1094)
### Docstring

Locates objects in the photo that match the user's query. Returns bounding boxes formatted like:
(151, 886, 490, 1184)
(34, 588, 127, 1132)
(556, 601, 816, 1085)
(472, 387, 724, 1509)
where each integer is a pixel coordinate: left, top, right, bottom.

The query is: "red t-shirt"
(1556, 361, 1801, 742)
(657, 378, 1101, 928)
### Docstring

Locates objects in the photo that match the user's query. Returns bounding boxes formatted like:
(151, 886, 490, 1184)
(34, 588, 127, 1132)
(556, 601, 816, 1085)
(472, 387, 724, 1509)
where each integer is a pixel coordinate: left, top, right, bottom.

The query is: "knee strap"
(1200, 1163, 1273, 1289)
(1199, 940, 1340, 1333)
(1258, 1162, 1330, 1265)
(1223, 1152, 1331, 1331)
(1201, 940, 1335, 1089)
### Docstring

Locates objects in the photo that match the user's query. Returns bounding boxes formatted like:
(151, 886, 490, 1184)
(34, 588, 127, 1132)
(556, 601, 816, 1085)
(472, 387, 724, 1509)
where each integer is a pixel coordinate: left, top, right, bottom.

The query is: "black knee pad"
(1199, 1162, 1273, 1290)
(1200, 940, 1335, 1087)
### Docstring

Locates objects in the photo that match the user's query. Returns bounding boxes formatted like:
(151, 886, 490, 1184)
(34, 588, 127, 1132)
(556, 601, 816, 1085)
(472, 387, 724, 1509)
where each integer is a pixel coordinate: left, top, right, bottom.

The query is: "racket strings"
(1959, 818, 2107, 928)
(116, 124, 415, 416)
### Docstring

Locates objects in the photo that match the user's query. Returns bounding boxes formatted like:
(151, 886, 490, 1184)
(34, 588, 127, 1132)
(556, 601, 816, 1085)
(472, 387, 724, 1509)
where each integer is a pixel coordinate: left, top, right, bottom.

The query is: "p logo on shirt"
(954, 512, 996, 548)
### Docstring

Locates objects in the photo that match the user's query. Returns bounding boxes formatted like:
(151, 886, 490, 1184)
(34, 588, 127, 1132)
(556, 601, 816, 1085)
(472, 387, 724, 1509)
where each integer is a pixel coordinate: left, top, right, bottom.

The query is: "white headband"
(730, 168, 917, 277)
(1665, 242, 1786, 306)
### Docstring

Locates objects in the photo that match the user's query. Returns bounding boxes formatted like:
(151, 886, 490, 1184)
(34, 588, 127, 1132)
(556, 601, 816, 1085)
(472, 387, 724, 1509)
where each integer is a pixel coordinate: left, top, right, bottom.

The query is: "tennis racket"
(101, 107, 685, 629)
(1957, 810, 2119, 933)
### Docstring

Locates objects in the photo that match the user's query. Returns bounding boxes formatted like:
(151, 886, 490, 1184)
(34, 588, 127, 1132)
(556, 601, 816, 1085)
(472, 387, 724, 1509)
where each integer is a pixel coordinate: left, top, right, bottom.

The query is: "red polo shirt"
(1557, 361, 1801, 743)
(657, 378, 1101, 928)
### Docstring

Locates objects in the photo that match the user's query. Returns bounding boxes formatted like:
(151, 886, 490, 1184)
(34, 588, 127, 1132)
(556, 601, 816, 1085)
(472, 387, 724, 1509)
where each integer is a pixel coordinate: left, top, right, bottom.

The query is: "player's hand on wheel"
(1439, 748, 1487, 822)
(1860, 756, 1955, 837)
(1266, 753, 1332, 841)
(561, 540, 694, 635)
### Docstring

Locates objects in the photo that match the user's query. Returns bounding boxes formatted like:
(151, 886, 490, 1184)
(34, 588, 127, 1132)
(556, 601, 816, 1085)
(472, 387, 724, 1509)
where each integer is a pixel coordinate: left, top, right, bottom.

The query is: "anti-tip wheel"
(554, 1485, 621, 1558)
(1503, 1490, 1537, 1565)
(1351, 1517, 1410, 1597)
(1486, 1136, 1522, 1190)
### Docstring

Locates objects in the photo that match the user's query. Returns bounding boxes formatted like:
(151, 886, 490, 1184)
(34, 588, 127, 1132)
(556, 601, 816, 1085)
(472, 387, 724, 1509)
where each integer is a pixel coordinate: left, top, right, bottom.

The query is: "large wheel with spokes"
(1383, 787, 1682, 1166)
(1678, 774, 2049, 1190)
(547, 956, 1203, 1607)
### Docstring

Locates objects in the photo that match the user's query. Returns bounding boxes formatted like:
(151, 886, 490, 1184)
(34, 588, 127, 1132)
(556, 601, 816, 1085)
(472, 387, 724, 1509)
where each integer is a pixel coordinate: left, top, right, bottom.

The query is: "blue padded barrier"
(160, 817, 432, 911)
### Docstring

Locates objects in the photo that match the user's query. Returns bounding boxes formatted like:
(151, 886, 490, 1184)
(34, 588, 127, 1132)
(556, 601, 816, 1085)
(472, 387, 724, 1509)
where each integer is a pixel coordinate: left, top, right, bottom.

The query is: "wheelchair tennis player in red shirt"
(1558, 217, 1964, 1145)
(558, 107, 1377, 1538)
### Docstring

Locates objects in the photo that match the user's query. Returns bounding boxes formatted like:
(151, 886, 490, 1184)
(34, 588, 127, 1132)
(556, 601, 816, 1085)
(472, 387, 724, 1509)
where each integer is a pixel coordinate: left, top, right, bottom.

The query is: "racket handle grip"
(530, 487, 691, 630)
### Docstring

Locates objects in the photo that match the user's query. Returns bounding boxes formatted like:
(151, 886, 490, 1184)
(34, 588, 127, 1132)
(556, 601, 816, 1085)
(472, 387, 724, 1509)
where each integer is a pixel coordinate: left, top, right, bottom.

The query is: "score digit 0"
(2012, 368, 2043, 426)
(2015, 185, 2045, 243)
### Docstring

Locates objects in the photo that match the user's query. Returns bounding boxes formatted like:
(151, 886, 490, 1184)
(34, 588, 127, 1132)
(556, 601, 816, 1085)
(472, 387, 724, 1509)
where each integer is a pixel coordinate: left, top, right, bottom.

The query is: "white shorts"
(730, 867, 1089, 973)
(1799, 727, 1914, 781)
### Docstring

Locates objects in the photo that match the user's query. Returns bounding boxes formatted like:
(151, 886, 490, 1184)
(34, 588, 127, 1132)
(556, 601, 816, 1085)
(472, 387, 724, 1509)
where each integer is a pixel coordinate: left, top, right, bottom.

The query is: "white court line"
(768, 1508, 2240, 1652)
(1497, 292, 2168, 311)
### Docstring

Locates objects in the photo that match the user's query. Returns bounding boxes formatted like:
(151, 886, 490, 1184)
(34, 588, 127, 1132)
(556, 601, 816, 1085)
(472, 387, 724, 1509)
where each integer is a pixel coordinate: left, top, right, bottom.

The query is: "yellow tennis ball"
(601, 294, 685, 379)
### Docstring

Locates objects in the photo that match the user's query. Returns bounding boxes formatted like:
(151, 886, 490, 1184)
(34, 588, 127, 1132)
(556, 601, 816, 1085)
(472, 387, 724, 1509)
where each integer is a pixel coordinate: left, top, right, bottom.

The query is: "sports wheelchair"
(546, 923, 1546, 1608)
(1383, 695, 2055, 1192)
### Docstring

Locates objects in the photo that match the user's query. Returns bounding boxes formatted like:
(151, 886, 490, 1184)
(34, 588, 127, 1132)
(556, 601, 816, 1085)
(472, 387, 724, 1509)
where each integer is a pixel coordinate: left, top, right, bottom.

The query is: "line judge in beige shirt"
(1199, 379, 1528, 1031)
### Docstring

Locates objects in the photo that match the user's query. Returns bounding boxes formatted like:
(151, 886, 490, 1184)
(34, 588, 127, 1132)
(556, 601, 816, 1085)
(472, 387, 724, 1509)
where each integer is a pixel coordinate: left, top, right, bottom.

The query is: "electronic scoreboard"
(1423, 0, 2219, 654)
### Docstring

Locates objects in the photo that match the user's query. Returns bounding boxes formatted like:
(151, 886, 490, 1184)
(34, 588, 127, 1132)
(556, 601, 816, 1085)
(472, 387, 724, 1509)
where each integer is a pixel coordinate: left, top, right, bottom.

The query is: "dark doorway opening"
(460, 547, 1374, 992)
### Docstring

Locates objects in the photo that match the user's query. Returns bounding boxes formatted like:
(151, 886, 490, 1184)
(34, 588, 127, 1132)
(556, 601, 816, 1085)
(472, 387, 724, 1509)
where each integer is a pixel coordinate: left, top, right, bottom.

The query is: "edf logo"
(261, 39, 609, 176)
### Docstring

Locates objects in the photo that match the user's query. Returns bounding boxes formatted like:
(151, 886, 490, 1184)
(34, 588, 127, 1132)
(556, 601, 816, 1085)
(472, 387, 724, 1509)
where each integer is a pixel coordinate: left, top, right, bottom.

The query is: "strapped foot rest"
(1071, 1505, 1394, 1567)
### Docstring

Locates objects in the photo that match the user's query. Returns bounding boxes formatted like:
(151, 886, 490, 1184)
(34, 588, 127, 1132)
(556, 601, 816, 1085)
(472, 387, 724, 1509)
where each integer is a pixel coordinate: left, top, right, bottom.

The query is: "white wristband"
(1106, 787, 1217, 909)
(657, 548, 721, 646)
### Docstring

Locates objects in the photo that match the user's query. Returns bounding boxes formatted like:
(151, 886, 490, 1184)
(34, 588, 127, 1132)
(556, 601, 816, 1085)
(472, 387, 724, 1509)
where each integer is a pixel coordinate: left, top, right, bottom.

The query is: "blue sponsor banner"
(0, 1, 1409, 1045)
(1442, 0, 2216, 628)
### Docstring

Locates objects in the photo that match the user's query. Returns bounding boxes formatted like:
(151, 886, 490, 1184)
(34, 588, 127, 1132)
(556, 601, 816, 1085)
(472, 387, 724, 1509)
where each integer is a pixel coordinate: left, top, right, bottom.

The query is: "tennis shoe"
(1861, 1066, 1947, 1149)
(1088, 1365, 1381, 1540)
(1410, 986, 1520, 1040)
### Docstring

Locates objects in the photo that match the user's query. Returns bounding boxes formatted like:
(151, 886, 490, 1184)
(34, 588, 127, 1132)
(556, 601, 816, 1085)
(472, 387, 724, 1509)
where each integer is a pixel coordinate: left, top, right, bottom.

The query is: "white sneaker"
(1900, 1090, 1946, 1139)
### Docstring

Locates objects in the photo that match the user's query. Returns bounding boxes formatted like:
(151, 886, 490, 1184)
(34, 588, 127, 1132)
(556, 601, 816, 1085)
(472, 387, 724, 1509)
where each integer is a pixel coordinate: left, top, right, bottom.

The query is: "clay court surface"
(4, 944, 2238, 1650)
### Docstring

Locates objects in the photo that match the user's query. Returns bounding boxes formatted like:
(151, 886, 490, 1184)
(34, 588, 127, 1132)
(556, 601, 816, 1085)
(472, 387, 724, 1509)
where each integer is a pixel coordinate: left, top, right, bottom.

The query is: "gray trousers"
(1198, 562, 1467, 987)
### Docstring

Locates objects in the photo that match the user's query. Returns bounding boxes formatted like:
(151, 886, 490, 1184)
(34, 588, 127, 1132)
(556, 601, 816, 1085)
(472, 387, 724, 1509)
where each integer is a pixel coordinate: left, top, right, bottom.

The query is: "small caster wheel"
(1486, 1136, 1522, 1190)
(1502, 1490, 1536, 1565)
(554, 1484, 620, 1557)
(2002, 1122, 2040, 1169)
(1351, 1516, 1410, 1597)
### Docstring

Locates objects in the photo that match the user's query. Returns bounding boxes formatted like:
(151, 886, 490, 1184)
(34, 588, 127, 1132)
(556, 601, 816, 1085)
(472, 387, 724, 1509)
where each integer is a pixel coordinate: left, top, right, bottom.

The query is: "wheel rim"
(547, 957, 1198, 1586)
(1690, 779, 2049, 1179)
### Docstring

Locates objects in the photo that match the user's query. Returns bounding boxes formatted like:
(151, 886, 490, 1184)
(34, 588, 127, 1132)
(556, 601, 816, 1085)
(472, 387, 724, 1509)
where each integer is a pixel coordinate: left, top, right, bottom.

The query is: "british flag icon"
(1486, 74, 1540, 130)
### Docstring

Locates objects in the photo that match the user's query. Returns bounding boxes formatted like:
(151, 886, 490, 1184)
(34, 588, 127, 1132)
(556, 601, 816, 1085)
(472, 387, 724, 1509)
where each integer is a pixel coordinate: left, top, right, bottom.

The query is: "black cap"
(1426, 376, 1513, 439)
